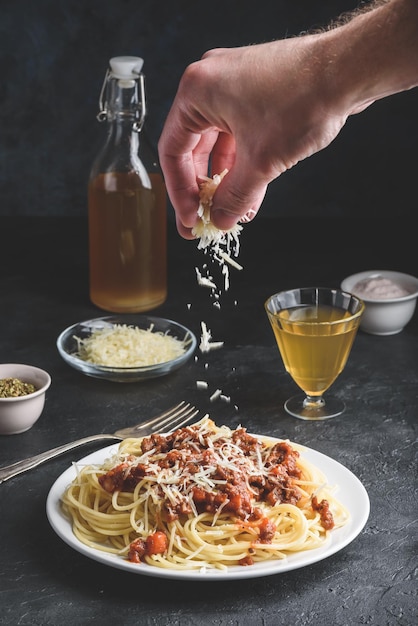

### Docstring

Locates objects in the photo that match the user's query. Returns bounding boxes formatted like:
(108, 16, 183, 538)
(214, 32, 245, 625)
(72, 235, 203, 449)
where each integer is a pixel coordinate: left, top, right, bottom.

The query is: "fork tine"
(141, 401, 190, 429)
(164, 407, 200, 434)
(133, 401, 187, 431)
(147, 403, 199, 434)
(124, 401, 198, 437)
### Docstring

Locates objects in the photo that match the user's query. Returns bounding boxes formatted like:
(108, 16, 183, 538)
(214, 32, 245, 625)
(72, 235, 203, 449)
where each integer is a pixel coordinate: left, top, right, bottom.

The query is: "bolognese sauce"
(97, 420, 335, 564)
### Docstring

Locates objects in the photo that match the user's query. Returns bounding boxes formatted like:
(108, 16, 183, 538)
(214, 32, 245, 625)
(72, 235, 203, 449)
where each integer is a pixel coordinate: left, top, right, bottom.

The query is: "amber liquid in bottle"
(88, 170, 167, 313)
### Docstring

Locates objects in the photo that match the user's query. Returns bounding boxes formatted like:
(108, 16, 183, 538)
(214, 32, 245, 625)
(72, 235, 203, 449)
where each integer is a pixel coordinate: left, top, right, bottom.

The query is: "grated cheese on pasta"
(74, 323, 186, 367)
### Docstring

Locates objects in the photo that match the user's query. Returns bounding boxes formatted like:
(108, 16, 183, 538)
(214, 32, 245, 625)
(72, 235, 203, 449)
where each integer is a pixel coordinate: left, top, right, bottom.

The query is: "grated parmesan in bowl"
(57, 316, 197, 382)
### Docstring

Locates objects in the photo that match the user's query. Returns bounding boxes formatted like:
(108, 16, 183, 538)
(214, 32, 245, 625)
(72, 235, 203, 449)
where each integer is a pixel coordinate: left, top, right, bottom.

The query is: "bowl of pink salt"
(341, 270, 418, 335)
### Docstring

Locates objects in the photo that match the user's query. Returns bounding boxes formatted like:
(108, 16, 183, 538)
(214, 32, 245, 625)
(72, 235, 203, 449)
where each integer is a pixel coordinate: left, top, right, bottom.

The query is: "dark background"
(1, 0, 417, 218)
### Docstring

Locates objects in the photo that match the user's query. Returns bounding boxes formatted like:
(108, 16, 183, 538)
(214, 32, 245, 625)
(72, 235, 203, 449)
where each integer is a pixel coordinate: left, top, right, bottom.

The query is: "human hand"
(158, 35, 351, 238)
(158, 0, 418, 238)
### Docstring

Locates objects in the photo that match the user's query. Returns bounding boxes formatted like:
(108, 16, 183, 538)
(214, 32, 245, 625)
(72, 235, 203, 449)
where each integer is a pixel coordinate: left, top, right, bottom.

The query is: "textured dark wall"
(1, 0, 417, 218)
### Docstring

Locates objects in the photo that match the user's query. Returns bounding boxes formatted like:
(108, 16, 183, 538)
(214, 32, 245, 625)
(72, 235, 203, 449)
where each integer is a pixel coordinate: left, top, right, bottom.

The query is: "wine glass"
(265, 287, 365, 421)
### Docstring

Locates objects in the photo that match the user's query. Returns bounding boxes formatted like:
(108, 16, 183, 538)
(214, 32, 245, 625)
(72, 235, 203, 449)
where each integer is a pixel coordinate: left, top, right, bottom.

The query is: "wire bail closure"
(96, 69, 146, 133)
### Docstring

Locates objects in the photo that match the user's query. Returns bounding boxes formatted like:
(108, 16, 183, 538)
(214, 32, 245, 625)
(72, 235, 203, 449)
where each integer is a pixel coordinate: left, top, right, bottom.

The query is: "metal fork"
(0, 401, 199, 484)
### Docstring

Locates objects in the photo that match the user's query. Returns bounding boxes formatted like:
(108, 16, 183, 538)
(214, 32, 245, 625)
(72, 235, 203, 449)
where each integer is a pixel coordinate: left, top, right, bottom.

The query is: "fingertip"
(176, 216, 198, 240)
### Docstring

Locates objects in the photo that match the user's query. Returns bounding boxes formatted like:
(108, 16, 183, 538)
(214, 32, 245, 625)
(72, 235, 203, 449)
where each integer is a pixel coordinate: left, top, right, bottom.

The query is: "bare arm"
(324, 0, 418, 112)
(158, 0, 418, 238)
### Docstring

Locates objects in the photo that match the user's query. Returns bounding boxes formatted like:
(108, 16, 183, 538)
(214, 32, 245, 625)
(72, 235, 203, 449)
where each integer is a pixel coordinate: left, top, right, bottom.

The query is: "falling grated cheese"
(192, 170, 243, 296)
(195, 267, 217, 289)
(191, 172, 245, 405)
(209, 389, 222, 402)
(218, 250, 243, 271)
(199, 321, 224, 353)
(74, 323, 186, 367)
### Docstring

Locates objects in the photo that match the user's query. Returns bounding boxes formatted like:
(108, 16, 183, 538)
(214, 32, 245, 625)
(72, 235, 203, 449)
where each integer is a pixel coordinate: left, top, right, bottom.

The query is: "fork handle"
(0, 434, 119, 484)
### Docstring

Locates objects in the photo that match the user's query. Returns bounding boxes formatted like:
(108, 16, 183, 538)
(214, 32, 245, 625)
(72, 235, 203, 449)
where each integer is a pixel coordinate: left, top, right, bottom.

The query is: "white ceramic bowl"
(341, 270, 418, 336)
(57, 315, 197, 383)
(0, 364, 51, 435)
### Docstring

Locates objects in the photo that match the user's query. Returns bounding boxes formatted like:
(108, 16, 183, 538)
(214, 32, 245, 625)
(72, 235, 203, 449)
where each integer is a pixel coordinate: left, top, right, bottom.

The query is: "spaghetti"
(61, 417, 350, 571)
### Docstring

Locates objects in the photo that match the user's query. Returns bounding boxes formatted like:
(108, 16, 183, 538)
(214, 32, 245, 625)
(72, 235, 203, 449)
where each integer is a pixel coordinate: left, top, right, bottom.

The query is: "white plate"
(46, 440, 370, 581)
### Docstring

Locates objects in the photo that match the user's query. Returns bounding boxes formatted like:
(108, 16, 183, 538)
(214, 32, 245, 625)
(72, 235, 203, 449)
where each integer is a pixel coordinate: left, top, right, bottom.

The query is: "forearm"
(320, 0, 418, 115)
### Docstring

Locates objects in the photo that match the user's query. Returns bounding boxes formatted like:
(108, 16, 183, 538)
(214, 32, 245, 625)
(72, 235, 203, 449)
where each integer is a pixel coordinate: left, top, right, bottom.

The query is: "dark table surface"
(0, 216, 416, 626)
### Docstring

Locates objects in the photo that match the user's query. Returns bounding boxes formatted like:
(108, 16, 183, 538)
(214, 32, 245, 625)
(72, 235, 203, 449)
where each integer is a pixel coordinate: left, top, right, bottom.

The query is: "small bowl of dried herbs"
(0, 364, 51, 435)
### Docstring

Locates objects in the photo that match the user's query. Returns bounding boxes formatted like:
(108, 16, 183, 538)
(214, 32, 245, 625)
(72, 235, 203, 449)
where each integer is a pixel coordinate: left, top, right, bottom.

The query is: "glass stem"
(303, 395, 325, 409)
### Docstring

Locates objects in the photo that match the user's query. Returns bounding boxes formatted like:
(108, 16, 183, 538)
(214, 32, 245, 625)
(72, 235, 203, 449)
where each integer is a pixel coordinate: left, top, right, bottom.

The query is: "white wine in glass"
(265, 287, 365, 420)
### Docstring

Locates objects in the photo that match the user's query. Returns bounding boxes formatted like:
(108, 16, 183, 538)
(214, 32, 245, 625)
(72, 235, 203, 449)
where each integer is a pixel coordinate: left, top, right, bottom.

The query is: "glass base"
(284, 394, 345, 421)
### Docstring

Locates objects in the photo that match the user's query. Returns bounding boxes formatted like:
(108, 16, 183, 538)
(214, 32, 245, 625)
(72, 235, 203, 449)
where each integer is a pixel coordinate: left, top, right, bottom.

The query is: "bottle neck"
(92, 117, 143, 177)
(91, 69, 159, 178)
(106, 115, 139, 143)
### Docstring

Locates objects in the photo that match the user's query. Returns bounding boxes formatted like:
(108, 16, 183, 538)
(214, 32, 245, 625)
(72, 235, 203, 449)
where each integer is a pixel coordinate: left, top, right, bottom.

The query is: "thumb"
(210, 168, 269, 231)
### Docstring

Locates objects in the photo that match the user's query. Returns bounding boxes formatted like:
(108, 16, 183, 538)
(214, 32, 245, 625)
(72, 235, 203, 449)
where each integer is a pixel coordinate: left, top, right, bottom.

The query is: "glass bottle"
(88, 56, 167, 313)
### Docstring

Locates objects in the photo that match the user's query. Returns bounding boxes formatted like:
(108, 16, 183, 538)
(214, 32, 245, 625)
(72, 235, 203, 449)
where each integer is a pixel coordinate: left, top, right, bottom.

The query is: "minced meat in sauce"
(98, 424, 334, 564)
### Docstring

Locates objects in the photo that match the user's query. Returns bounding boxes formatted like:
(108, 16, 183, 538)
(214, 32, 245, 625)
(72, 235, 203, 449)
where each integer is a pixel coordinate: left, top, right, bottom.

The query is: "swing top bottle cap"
(109, 56, 144, 79)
